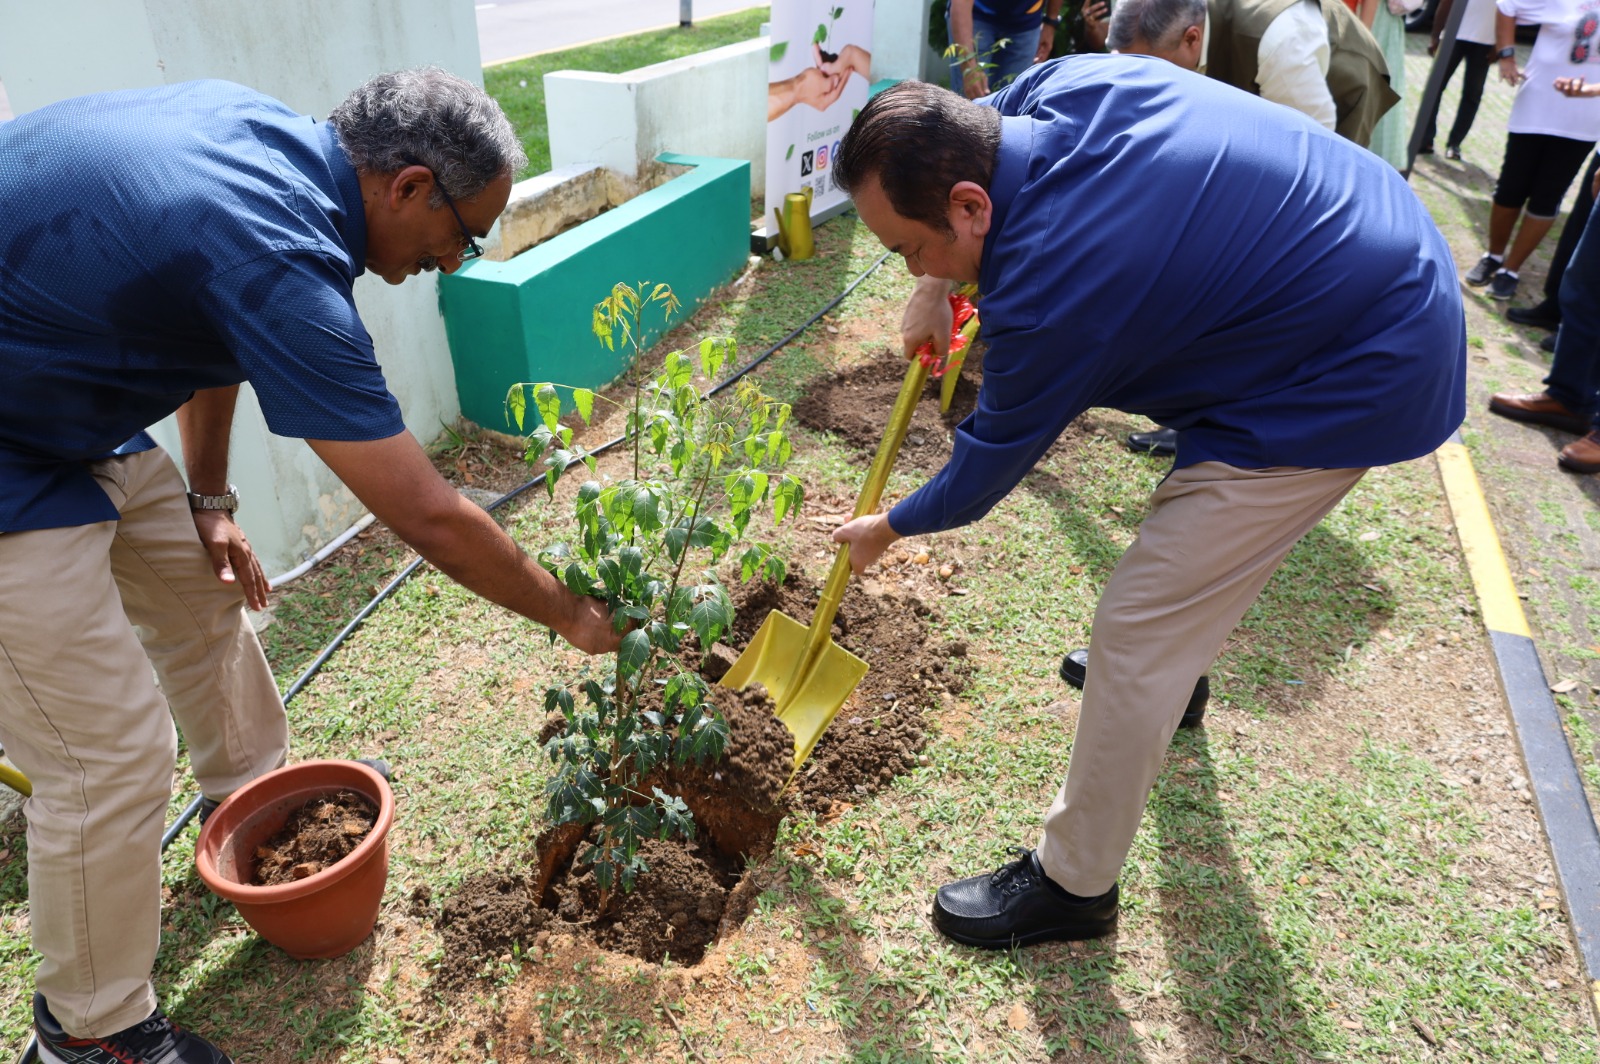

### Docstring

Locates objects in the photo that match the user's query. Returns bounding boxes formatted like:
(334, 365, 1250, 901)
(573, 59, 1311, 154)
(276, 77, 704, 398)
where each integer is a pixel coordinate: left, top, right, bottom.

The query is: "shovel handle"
(789, 356, 931, 692)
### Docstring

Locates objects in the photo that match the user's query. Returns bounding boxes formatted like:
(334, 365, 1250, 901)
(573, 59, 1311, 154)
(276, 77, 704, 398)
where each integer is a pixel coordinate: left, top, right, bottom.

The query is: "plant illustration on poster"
(765, 0, 874, 242)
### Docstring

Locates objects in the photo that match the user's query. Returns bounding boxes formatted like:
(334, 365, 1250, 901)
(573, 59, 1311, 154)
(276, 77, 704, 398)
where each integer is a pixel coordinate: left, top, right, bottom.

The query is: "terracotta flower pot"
(195, 759, 395, 959)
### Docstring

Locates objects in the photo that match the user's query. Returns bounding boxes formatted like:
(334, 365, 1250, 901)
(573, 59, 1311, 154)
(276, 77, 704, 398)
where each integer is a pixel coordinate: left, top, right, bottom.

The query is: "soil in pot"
(251, 789, 378, 887)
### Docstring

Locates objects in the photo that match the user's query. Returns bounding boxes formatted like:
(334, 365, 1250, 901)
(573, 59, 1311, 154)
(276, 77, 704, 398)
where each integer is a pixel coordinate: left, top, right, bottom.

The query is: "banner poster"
(763, 0, 874, 234)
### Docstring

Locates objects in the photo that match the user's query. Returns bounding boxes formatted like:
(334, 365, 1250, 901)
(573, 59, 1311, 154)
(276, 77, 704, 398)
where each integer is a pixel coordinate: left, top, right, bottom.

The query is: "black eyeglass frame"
(399, 154, 486, 262)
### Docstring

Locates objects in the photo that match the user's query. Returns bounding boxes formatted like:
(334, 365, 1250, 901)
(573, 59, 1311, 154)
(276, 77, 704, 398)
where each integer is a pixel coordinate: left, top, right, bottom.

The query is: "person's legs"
(1036, 463, 1366, 896)
(107, 449, 288, 802)
(1502, 134, 1591, 275)
(0, 516, 173, 1037)
(1540, 152, 1600, 309)
(1422, 42, 1469, 149)
(1445, 41, 1492, 151)
(1551, 208, 1600, 471)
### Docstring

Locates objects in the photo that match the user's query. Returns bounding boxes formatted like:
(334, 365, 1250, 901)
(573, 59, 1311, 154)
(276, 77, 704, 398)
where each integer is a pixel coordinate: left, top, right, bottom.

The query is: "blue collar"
(980, 115, 1036, 293)
(318, 121, 368, 278)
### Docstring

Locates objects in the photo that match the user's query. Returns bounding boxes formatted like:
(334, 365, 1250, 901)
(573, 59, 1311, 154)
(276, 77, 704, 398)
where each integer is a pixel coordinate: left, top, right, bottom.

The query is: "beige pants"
(0, 448, 288, 1037)
(1037, 462, 1367, 897)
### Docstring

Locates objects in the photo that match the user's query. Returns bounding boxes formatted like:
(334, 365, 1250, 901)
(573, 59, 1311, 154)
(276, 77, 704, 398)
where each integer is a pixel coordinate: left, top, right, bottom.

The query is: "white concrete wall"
(548, 38, 770, 195)
(545, 0, 936, 198)
(0, 0, 481, 579)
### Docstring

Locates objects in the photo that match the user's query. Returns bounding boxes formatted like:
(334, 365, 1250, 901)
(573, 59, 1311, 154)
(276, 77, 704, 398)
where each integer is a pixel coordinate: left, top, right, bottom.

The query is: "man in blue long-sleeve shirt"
(832, 57, 1464, 948)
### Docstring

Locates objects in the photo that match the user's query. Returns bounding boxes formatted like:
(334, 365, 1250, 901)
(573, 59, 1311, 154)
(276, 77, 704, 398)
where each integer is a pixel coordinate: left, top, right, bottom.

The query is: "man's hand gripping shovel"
(720, 292, 980, 777)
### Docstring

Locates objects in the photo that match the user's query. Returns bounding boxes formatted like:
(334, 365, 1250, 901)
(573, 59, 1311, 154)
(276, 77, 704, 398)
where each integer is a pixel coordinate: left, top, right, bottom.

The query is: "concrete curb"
(1435, 432, 1600, 1017)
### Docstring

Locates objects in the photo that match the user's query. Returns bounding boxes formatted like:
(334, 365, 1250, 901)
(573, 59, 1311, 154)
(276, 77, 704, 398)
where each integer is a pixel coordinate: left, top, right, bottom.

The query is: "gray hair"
(329, 67, 527, 206)
(1108, 0, 1207, 52)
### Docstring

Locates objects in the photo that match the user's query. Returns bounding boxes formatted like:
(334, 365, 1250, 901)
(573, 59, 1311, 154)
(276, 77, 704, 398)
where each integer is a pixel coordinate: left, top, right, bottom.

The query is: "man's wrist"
(1042, 13, 1061, 25)
(187, 485, 240, 513)
(1496, 45, 1517, 59)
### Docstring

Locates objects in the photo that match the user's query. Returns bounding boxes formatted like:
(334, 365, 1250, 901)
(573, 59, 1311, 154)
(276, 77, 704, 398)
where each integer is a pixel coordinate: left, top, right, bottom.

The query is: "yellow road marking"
(1435, 441, 1532, 639)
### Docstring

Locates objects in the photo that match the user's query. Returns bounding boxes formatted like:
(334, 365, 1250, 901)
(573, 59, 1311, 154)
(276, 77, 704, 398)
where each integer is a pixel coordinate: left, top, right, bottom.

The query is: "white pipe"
(268, 513, 379, 589)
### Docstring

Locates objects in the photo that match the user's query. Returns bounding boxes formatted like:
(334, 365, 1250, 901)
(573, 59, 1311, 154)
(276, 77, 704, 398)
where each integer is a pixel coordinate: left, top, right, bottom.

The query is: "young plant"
(814, 5, 845, 62)
(506, 281, 804, 909)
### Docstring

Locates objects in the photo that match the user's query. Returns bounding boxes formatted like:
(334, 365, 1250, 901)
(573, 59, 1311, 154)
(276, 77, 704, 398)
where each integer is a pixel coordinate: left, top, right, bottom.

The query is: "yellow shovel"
(721, 354, 935, 770)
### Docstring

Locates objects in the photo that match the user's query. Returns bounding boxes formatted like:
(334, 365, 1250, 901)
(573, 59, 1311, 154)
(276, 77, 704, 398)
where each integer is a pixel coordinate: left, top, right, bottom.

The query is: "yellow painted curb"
(1435, 441, 1532, 639)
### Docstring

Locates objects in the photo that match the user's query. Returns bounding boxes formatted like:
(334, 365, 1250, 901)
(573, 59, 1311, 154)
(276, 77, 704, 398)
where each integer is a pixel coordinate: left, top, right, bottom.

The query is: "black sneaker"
(1060, 648, 1209, 727)
(1464, 253, 1503, 286)
(1125, 427, 1178, 456)
(199, 758, 392, 826)
(1445, 145, 1462, 161)
(34, 993, 232, 1064)
(932, 848, 1118, 948)
(1489, 269, 1520, 300)
(1507, 299, 1562, 331)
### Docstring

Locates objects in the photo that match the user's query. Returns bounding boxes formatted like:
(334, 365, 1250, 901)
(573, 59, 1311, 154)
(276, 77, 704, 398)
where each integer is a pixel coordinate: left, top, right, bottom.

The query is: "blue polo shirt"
(0, 80, 406, 533)
(889, 55, 1466, 537)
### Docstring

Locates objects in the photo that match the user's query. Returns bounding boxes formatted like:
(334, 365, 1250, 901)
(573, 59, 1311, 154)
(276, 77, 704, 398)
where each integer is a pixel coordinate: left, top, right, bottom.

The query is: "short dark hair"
(834, 81, 1001, 236)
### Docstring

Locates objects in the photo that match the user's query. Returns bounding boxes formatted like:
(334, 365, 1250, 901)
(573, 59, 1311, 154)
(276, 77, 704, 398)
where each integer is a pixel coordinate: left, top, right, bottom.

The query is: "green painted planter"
(440, 153, 751, 430)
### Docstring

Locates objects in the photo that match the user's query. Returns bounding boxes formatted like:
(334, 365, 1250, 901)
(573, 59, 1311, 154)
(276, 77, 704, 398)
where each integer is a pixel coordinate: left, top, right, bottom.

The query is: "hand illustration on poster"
(765, 0, 874, 239)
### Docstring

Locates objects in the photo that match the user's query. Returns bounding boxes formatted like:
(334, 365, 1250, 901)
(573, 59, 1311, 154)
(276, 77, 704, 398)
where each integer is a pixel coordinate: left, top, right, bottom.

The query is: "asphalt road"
(0, 2, 765, 119)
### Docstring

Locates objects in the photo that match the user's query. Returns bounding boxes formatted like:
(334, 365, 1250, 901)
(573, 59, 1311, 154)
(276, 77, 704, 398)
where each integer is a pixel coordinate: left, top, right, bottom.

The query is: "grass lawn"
(485, 7, 771, 179)
(0, 27, 1595, 1064)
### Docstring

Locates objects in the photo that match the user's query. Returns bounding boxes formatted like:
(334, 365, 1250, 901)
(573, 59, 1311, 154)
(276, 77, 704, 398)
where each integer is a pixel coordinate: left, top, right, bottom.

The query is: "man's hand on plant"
(1555, 76, 1600, 97)
(192, 510, 270, 611)
(832, 513, 903, 576)
(563, 592, 625, 655)
(902, 275, 956, 362)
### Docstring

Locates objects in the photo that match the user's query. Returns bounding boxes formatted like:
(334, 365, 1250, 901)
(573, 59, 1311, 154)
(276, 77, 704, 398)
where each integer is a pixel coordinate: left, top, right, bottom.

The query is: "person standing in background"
(949, 0, 1066, 95)
(1419, 0, 1501, 157)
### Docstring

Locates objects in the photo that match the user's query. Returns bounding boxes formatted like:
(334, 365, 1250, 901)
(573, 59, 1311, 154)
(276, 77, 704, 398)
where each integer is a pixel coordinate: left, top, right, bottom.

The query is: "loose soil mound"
(436, 573, 970, 969)
(250, 790, 376, 886)
(549, 838, 729, 964)
(790, 345, 984, 476)
(431, 872, 547, 985)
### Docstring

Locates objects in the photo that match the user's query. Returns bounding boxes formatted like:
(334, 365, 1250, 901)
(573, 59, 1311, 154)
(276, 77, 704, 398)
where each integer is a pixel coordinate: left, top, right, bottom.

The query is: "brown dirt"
(790, 342, 985, 476)
(429, 871, 547, 985)
(250, 790, 377, 886)
(548, 837, 730, 964)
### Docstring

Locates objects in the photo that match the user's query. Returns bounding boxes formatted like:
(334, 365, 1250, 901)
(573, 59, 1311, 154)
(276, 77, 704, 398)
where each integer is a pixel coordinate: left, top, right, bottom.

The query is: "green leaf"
(786, 144, 794, 161)
(770, 40, 789, 63)
(774, 475, 804, 524)
(616, 629, 651, 684)
(698, 336, 729, 379)
(688, 586, 733, 646)
(506, 384, 527, 431)
(831, 6, 844, 18)
(814, 23, 828, 43)
(632, 484, 662, 532)
(572, 388, 594, 424)
(663, 350, 692, 390)
(534, 383, 562, 431)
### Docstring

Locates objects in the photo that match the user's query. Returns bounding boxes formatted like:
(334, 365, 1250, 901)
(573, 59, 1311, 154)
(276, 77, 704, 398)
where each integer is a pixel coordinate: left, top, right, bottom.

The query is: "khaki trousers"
(0, 447, 288, 1037)
(1037, 462, 1367, 897)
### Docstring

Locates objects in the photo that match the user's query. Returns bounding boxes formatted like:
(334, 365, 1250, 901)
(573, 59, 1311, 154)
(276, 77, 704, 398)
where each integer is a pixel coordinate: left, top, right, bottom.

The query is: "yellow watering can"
(773, 188, 815, 260)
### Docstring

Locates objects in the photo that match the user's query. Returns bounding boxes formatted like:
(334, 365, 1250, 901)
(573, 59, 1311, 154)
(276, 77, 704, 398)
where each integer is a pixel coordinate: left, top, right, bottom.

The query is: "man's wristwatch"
(187, 485, 240, 514)
(1496, 46, 1518, 59)
(1042, 13, 1061, 25)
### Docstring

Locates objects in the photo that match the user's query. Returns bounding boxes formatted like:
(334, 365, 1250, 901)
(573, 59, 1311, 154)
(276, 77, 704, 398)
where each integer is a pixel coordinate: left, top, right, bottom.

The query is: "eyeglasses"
(401, 154, 485, 261)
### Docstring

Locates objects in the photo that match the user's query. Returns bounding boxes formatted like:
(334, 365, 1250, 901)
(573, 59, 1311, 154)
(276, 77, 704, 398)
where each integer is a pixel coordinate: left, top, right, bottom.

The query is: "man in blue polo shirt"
(832, 58, 1463, 948)
(0, 70, 618, 1063)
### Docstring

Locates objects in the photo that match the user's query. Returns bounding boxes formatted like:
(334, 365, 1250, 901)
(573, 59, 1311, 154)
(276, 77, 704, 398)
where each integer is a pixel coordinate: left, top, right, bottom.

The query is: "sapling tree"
(507, 281, 803, 910)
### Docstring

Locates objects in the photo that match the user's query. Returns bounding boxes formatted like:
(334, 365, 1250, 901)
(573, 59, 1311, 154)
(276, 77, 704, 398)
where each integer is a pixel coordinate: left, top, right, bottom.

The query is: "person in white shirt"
(1464, 0, 1600, 301)
(1421, 0, 1501, 157)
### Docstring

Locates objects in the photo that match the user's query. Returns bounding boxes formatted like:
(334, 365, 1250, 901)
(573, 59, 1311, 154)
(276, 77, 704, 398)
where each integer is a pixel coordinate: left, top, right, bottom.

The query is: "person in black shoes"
(1506, 152, 1599, 333)
(34, 993, 231, 1064)
(830, 64, 1463, 949)
(1060, 648, 1210, 726)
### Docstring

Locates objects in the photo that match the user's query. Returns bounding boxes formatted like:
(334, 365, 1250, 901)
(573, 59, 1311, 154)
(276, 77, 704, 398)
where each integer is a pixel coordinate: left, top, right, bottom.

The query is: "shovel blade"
(721, 610, 869, 768)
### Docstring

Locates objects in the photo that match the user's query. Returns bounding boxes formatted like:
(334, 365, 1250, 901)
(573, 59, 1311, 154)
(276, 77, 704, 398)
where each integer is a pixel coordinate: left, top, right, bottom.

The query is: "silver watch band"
(187, 485, 240, 513)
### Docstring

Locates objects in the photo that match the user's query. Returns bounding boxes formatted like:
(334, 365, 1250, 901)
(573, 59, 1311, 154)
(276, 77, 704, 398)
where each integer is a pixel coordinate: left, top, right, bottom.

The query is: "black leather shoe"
(1507, 300, 1561, 331)
(933, 848, 1117, 948)
(1060, 648, 1209, 727)
(199, 758, 392, 825)
(1125, 428, 1177, 456)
